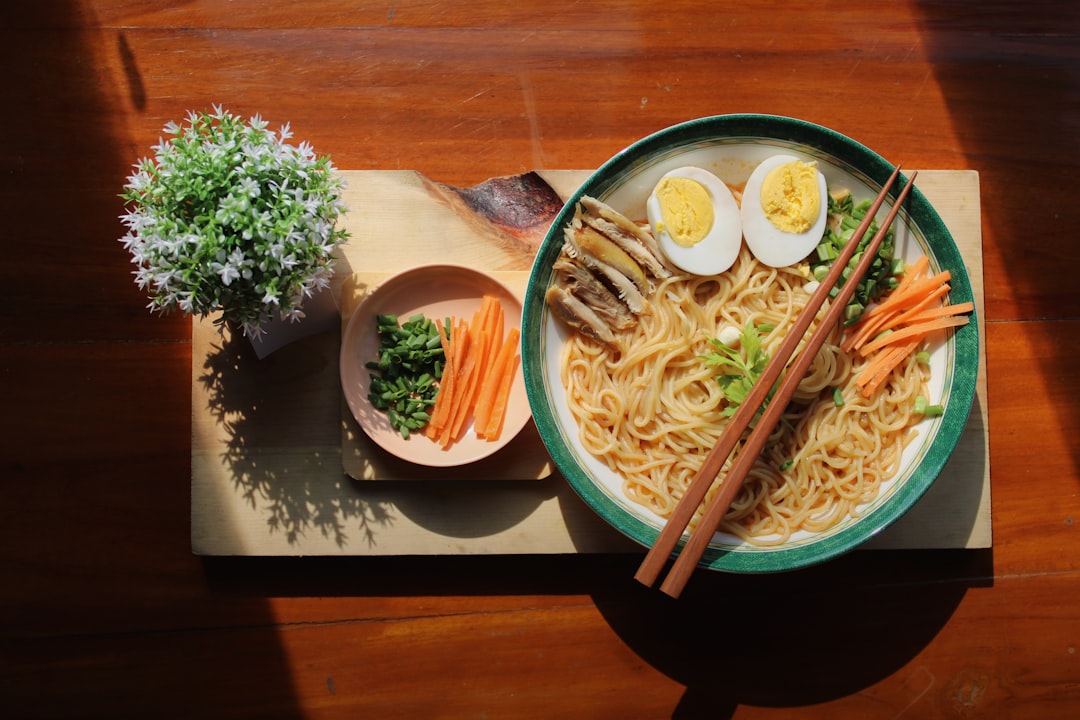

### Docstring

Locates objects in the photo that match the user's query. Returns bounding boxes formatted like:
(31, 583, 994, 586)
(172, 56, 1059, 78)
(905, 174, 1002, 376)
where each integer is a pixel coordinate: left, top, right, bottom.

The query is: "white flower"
(261, 286, 281, 305)
(118, 107, 349, 333)
(217, 263, 240, 286)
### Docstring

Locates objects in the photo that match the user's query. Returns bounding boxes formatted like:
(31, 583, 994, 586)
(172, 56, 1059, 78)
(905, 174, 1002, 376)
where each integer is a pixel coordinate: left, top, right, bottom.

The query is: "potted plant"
(119, 105, 350, 341)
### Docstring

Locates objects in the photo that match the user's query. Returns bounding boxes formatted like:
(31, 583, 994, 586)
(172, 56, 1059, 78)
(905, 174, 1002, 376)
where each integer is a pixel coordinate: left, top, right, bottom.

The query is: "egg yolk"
(654, 176, 714, 248)
(760, 160, 820, 234)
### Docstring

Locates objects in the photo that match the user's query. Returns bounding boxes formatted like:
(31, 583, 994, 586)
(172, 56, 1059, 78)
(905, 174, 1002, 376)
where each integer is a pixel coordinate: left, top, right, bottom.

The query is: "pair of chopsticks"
(634, 165, 916, 598)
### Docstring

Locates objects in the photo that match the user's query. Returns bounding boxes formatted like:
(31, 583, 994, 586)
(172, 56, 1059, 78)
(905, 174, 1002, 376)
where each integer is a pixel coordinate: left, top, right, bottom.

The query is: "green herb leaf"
(702, 322, 777, 419)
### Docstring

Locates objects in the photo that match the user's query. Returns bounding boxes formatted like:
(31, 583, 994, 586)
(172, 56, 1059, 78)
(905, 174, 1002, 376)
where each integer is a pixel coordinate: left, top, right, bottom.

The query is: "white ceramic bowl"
(521, 115, 980, 573)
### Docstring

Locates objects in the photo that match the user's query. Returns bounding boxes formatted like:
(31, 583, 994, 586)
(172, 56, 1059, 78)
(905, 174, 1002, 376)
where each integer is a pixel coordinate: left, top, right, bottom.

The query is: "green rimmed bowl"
(521, 114, 979, 573)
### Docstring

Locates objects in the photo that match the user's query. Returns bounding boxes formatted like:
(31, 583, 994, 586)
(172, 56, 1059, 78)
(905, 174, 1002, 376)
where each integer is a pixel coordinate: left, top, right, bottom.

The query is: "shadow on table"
(197, 320, 556, 549)
(591, 547, 994, 717)
(0, 2, 305, 717)
(201, 546, 991, 714)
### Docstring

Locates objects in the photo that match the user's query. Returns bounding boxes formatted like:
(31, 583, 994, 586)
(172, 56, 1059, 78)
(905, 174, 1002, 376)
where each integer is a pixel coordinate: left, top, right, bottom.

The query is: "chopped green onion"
(365, 313, 446, 436)
(914, 396, 945, 417)
(833, 387, 845, 407)
(915, 351, 931, 364)
(779, 459, 795, 472)
(811, 195, 901, 325)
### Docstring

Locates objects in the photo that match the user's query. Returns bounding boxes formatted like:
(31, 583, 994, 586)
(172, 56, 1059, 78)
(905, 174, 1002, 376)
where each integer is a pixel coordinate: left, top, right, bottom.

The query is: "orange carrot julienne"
(843, 283, 952, 352)
(894, 254, 929, 295)
(423, 295, 518, 448)
(858, 315, 970, 357)
(482, 327, 521, 440)
(472, 301, 509, 433)
(844, 271, 953, 348)
(433, 318, 468, 442)
(446, 328, 487, 444)
(475, 325, 518, 437)
(895, 301, 975, 327)
(426, 318, 455, 439)
(472, 297, 499, 392)
(856, 339, 920, 397)
(843, 253, 973, 397)
(438, 319, 474, 446)
(858, 269, 952, 322)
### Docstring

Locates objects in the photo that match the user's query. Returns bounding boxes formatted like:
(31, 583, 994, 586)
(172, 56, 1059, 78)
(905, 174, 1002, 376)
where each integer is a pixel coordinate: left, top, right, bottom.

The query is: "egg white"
(740, 154, 828, 268)
(645, 166, 742, 276)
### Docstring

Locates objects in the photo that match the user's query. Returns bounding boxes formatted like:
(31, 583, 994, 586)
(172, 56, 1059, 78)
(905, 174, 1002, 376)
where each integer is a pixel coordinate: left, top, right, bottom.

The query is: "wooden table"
(4, 2, 1078, 717)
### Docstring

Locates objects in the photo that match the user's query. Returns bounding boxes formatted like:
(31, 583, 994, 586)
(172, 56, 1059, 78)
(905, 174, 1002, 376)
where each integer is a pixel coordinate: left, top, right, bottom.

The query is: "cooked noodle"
(559, 246, 929, 545)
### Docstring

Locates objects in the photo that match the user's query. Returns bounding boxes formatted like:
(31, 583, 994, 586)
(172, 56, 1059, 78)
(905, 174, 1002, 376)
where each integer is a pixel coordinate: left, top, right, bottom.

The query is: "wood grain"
(4, 1, 1080, 717)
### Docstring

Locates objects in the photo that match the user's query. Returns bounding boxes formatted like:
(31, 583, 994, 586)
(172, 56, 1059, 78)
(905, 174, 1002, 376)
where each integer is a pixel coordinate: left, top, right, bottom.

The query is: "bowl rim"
(521, 113, 980, 573)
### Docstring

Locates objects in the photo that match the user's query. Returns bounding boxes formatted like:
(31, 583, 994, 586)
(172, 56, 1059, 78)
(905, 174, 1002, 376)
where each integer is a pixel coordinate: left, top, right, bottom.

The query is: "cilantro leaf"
(702, 322, 777, 418)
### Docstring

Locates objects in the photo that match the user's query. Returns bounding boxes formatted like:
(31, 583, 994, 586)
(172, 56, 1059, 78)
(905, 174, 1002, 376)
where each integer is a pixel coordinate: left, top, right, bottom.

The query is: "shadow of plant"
(197, 325, 396, 548)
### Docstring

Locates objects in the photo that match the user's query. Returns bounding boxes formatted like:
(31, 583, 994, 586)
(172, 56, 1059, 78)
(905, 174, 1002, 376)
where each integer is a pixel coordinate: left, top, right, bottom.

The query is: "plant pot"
(245, 286, 340, 359)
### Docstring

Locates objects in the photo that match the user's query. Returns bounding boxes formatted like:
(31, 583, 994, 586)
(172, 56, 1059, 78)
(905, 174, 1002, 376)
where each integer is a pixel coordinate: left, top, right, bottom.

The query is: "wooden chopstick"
(634, 166, 917, 597)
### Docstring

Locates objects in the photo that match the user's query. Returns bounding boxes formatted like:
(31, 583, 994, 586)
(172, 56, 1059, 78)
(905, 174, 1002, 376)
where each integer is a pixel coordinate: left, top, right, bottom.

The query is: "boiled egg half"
(646, 166, 742, 275)
(740, 154, 828, 268)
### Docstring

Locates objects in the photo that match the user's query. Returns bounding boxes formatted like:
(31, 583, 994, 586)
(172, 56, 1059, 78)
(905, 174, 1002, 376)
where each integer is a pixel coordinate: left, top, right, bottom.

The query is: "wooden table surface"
(3, 1, 1078, 717)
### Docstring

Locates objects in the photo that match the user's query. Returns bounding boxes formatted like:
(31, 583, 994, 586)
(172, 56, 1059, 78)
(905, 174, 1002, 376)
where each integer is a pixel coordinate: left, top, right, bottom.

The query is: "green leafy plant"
(119, 106, 350, 337)
(702, 322, 775, 418)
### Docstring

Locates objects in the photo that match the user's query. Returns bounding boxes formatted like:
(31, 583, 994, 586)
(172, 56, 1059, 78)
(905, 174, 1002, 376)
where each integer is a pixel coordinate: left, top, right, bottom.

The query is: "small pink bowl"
(340, 264, 530, 467)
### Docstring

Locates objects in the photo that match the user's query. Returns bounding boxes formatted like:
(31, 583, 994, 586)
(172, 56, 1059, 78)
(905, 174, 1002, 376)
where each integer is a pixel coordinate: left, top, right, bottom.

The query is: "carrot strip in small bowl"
(423, 294, 519, 448)
(476, 326, 520, 439)
(481, 328, 521, 440)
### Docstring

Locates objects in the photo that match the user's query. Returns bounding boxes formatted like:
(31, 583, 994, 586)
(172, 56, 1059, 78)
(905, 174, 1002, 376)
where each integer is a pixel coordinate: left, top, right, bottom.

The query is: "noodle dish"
(521, 115, 979, 573)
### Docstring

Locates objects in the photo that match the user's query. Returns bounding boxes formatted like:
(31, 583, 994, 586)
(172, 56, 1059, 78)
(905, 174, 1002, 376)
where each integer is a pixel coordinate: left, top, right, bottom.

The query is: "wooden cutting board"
(191, 169, 989, 556)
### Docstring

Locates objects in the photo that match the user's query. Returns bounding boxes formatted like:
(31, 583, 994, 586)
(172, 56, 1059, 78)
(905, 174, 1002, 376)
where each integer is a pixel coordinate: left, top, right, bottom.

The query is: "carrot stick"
(841, 253, 972, 397)
(894, 254, 929, 295)
(895, 301, 975, 326)
(447, 327, 486, 443)
(842, 283, 954, 352)
(862, 270, 953, 322)
(426, 318, 455, 438)
(883, 284, 953, 323)
(439, 319, 474, 446)
(473, 301, 508, 433)
(857, 315, 970, 357)
(432, 318, 462, 438)
(472, 297, 499, 392)
(423, 297, 520, 447)
(856, 339, 920, 397)
(843, 264, 953, 352)
(475, 322, 516, 436)
(482, 328, 521, 440)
